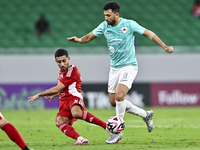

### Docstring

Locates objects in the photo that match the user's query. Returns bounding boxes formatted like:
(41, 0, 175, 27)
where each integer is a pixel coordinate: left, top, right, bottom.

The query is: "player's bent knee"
(56, 117, 69, 127)
(0, 118, 7, 128)
(55, 121, 61, 127)
(115, 93, 125, 101)
(72, 111, 82, 119)
(56, 120, 65, 127)
(71, 105, 82, 119)
(55, 122, 60, 127)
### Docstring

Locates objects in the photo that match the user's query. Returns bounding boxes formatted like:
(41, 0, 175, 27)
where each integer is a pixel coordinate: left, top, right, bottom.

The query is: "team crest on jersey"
(122, 27, 127, 33)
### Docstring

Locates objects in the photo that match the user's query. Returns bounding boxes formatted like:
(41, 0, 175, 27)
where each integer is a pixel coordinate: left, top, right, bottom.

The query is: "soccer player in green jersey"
(67, 1, 174, 144)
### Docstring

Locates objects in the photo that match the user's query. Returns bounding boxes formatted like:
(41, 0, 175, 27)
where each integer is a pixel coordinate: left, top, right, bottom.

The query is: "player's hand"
(44, 95, 54, 102)
(164, 46, 174, 53)
(28, 94, 40, 103)
(67, 36, 81, 43)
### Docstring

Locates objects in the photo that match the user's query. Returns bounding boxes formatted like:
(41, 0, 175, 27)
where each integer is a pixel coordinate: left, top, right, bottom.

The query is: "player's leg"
(71, 104, 107, 129)
(106, 68, 125, 144)
(114, 84, 154, 132)
(105, 108, 123, 144)
(117, 97, 154, 132)
(56, 116, 80, 140)
(0, 113, 30, 150)
(106, 88, 125, 143)
(112, 86, 147, 119)
(114, 66, 146, 118)
(109, 88, 146, 119)
(108, 66, 132, 119)
(108, 66, 153, 133)
(109, 93, 116, 107)
(114, 84, 129, 119)
(109, 86, 129, 120)
(124, 99, 154, 132)
(71, 102, 118, 143)
(116, 66, 154, 132)
(56, 111, 89, 145)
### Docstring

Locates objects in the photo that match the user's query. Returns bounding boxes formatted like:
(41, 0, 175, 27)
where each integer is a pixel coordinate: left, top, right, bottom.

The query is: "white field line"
(126, 124, 200, 128)
(18, 124, 200, 130)
(125, 118, 199, 123)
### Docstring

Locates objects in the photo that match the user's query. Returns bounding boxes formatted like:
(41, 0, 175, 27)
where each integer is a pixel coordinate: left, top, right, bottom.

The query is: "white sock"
(77, 136, 83, 140)
(125, 99, 147, 118)
(115, 100, 126, 119)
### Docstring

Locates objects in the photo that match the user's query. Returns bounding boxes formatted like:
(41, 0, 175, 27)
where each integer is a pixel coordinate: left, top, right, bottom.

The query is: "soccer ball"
(106, 116, 125, 134)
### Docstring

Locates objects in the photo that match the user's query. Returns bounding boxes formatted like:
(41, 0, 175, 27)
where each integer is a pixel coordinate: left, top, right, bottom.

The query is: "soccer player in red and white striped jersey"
(28, 49, 111, 145)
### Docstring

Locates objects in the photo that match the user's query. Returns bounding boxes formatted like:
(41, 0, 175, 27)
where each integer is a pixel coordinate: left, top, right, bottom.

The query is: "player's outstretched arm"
(28, 83, 65, 103)
(67, 32, 97, 44)
(143, 29, 174, 53)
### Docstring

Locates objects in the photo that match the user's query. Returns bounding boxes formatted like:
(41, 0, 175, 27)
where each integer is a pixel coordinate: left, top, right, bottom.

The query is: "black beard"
(61, 67, 66, 71)
(109, 20, 116, 26)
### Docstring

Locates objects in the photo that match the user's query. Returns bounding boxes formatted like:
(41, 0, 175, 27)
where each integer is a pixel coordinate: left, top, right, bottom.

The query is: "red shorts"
(56, 98, 85, 126)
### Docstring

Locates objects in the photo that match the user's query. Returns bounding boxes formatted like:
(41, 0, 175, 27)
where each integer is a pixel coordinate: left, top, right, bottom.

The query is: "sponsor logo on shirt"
(109, 46, 128, 53)
(109, 39, 123, 45)
(117, 49, 128, 52)
(109, 46, 115, 53)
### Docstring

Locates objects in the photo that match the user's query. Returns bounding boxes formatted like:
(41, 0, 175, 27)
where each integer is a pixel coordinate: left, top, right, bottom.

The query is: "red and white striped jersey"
(57, 65, 83, 104)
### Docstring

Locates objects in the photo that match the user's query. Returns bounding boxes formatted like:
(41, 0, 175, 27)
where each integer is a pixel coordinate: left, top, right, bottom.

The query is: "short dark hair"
(103, 1, 120, 13)
(55, 49, 69, 59)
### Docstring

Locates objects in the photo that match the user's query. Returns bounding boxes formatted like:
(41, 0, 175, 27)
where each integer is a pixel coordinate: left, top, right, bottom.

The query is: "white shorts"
(108, 66, 138, 93)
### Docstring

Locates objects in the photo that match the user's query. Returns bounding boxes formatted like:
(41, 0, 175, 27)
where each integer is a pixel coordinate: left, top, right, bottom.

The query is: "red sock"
(59, 123, 80, 140)
(82, 112, 106, 129)
(2, 121, 27, 149)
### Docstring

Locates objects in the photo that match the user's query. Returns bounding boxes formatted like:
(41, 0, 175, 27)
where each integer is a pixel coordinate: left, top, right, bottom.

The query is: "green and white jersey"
(93, 17, 145, 69)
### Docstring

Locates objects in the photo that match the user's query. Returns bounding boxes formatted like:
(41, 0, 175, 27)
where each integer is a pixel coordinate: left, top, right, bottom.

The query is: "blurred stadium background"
(0, 0, 199, 53)
(0, 0, 200, 110)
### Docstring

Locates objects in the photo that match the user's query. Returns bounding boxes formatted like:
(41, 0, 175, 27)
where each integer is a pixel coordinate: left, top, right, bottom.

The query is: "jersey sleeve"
(93, 22, 104, 37)
(130, 20, 145, 35)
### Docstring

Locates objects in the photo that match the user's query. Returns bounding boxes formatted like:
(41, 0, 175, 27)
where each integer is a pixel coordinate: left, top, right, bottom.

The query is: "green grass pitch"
(0, 107, 200, 150)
